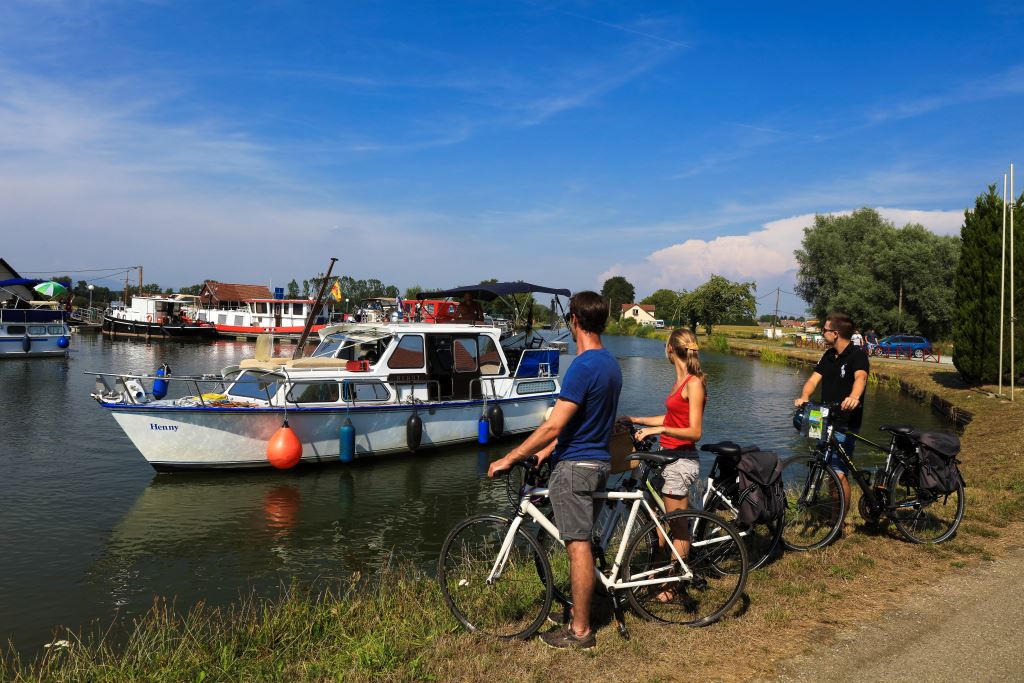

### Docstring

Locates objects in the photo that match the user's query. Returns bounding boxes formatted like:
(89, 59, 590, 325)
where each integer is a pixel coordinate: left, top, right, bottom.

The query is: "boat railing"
(87, 371, 274, 407)
(469, 376, 503, 402)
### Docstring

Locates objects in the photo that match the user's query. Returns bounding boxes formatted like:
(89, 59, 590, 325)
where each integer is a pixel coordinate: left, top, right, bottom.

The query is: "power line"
(20, 267, 139, 273)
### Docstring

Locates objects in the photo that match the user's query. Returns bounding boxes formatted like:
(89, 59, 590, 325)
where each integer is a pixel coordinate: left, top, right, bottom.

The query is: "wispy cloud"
(866, 64, 1024, 123)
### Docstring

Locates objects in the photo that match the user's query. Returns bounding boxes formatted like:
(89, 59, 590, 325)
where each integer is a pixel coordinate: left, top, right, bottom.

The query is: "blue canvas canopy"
(0, 278, 41, 287)
(417, 282, 571, 302)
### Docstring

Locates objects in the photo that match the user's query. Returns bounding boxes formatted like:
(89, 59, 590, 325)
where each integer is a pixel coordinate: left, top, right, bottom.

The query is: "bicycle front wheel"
(622, 510, 748, 627)
(780, 456, 845, 551)
(437, 515, 553, 639)
(888, 463, 964, 544)
(702, 480, 782, 570)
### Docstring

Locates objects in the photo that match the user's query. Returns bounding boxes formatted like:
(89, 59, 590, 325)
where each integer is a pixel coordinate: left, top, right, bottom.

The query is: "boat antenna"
(292, 257, 338, 360)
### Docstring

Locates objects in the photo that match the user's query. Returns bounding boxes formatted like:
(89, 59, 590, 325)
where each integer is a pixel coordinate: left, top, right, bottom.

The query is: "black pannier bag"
(735, 451, 785, 526)
(916, 432, 965, 495)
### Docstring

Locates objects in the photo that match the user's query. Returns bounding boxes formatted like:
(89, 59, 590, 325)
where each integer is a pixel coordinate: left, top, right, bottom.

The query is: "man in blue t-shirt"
(488, 290, 622, 650)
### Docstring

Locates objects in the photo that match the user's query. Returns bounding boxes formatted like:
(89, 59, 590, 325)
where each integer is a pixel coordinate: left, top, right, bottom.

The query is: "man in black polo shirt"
(794, 312, 870, 521)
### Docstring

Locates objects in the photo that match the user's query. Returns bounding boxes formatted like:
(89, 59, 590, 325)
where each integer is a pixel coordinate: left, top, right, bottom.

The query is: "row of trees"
(601, 275, 757, 336)
(794, 208, 960, 339)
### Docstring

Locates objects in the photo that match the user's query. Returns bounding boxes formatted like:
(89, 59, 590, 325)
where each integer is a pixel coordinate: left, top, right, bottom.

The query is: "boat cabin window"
(342, 381, 390, 402)
(312, 334, 392, 361)
(478, 335, 504, 375)
(226, 371, 283, 401)
(292, 303, 304, 316)
(48, 325, 65, 334)
(388, 334, 425, 369)
(287, 381, 341, 404)
(453, 337, 477, 372)
(28, 325, 46, 335)
(256, 302, 268, 314)
(7, 325, 26, 334)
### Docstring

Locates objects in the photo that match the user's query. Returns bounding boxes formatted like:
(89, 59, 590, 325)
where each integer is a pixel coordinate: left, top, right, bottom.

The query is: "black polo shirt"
(814, 342, 870, 431)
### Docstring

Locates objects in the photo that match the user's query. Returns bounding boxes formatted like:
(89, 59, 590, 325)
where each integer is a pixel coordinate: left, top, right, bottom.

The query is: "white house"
(621, 303, 657, 326)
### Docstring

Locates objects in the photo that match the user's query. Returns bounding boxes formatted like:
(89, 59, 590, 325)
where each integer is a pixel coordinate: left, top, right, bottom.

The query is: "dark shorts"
(549, 460, 610, 542)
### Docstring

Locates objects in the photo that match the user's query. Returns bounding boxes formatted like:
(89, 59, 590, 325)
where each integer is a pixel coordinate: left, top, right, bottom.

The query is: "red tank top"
(660, 374, 703, 450)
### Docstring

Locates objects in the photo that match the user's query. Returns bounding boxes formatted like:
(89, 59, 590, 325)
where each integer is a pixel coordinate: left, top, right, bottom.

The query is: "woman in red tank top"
(626, 328, 706, 581)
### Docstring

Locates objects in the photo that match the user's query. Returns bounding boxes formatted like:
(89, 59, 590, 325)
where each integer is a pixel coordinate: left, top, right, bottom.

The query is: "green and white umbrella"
(33, 281, 68, 298)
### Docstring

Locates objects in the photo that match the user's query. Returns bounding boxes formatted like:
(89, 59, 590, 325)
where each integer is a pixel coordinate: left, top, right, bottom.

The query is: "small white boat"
(89, 321, 564, 470)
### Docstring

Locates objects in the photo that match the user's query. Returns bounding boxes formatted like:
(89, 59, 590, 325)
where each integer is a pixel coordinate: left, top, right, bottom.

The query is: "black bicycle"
(781, 403, 965, 550)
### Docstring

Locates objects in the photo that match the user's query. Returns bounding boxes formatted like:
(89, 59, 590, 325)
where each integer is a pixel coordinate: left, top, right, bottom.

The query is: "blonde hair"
(667, 328, 705, 385)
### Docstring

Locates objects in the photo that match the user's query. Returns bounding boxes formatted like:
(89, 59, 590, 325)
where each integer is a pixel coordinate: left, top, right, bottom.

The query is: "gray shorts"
(549, 460, 610, 542)
(661, 456, 700, 497)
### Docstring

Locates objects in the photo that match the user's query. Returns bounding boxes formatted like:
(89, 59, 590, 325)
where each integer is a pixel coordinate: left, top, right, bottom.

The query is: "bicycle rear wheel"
(887, 463, 964, 544)
(780, 456, 845, 551)
(622, 510, 747, 627)
(438, 514, 553, 639)
(702, 480, 782, 570)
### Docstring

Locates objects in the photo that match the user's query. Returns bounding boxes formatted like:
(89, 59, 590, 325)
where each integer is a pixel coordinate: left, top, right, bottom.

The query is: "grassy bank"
(6, 340, 1024, 682)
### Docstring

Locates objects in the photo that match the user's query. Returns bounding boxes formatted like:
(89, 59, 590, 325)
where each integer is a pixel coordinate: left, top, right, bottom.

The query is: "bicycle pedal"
(688, 573, 708, 591)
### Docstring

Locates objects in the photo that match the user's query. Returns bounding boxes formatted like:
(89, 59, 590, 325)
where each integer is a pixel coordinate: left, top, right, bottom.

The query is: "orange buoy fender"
(267, 419, 302, 469)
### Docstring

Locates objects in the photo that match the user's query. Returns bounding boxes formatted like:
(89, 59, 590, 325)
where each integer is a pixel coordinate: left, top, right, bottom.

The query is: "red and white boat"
(194, 298, 330, 338)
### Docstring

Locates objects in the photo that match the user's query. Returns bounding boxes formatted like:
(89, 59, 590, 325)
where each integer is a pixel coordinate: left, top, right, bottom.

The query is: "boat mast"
(292, 257, 338, 359)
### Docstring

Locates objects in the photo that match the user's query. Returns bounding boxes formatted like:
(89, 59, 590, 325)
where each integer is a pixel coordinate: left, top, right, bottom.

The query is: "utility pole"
(897, 280, 903, 332)
(772, 287, 780, 341)
(124, 270, 130, 305)
(138, 265, 143, 293)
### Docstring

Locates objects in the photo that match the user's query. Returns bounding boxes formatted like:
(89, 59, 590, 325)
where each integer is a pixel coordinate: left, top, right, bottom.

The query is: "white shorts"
(661, 456, 700, 497)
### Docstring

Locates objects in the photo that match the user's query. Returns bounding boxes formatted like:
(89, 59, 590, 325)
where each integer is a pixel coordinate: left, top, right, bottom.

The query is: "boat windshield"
(226, 371, 283, 401)
(311, 333, 393, 362)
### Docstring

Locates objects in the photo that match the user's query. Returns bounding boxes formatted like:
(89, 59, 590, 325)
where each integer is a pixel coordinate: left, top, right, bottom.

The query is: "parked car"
(873, 335, 933, 358)
(654, 319, 665, 329)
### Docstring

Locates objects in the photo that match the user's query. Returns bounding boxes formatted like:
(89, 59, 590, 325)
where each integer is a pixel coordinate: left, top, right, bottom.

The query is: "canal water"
(0, 333, 949, 652)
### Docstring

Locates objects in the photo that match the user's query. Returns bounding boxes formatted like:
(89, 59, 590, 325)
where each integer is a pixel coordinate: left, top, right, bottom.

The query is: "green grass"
(705, 334, 730, 353)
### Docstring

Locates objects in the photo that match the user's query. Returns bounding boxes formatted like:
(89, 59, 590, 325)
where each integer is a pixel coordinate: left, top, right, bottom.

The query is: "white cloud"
(601, 207, 964, 295)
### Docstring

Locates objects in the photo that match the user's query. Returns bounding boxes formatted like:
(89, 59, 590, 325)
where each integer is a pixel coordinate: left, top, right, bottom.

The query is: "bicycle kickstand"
(610, 593, 630, 640)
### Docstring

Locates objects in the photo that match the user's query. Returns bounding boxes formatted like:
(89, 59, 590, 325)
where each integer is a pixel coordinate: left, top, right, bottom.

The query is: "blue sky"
(2, 1, 1023, 317)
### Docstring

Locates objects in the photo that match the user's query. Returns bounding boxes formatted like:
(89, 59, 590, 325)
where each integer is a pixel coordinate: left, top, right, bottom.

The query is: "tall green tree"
(681, 275, 756, 336)
(601, 276, 636, 319)
(794, 208, 960, 338)
(953, 185, 1024, 383)
(286, 279, 300, 298)
(640, 289, 685, 323)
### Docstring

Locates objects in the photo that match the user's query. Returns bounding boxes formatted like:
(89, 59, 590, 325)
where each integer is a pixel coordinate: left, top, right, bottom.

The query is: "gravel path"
(773, 543, 1024, 682)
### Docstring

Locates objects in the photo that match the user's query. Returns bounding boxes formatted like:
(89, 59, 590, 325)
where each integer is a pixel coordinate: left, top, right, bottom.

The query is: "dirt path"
(772, 542, 1024, 682)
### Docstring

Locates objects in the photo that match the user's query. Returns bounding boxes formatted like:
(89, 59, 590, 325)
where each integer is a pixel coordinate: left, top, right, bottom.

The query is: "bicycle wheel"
(438, 515, 553, 639)
(780, 456, 845, 551)
(887, 464, 964, 544)
(702, 480, 782, 570)
(621, 510, 747, 627)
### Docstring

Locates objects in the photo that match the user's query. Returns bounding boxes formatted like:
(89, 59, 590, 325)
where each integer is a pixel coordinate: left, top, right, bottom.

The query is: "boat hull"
(102, 315, 218, 341)
(105, 395, 555, 469)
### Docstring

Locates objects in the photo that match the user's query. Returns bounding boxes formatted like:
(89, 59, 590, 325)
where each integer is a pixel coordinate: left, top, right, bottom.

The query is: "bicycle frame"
(487, 482, 704, 592)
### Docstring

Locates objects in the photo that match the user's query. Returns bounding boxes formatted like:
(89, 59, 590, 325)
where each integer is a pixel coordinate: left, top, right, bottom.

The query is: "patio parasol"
(33, 281, 68, 298)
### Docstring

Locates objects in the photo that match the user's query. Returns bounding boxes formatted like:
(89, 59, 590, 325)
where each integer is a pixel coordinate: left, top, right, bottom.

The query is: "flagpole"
(1000, 173, 1007, 397)
(1011, 163, 1016, 401)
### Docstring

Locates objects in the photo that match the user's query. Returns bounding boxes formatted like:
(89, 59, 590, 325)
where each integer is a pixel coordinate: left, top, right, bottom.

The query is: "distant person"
(866, 329, 879, 352)
(794, 312, 869, 529)
(456, 292, 484, 322)
(851, 329, 863, 348)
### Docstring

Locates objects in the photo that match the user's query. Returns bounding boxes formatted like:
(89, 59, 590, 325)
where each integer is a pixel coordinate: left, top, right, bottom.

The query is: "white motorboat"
(89, 320, 565, 470)
(0, 272, 72, 359)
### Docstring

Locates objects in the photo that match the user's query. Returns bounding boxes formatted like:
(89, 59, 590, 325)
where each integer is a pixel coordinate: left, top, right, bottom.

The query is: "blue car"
(873, 335, 933, 358)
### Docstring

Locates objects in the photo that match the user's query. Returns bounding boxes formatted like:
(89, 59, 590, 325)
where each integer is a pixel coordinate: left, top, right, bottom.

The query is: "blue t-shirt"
(552, 348, 622, 464)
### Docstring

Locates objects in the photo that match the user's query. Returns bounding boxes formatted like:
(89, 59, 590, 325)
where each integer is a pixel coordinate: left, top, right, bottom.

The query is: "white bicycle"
(437, 453, 749, 640)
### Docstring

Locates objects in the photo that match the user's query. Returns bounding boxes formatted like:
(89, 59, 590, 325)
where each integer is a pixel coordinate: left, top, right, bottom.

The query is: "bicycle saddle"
(700, 441, 759, 458)
(880, 424, 921, 439)
(629, 451, 682, 466)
